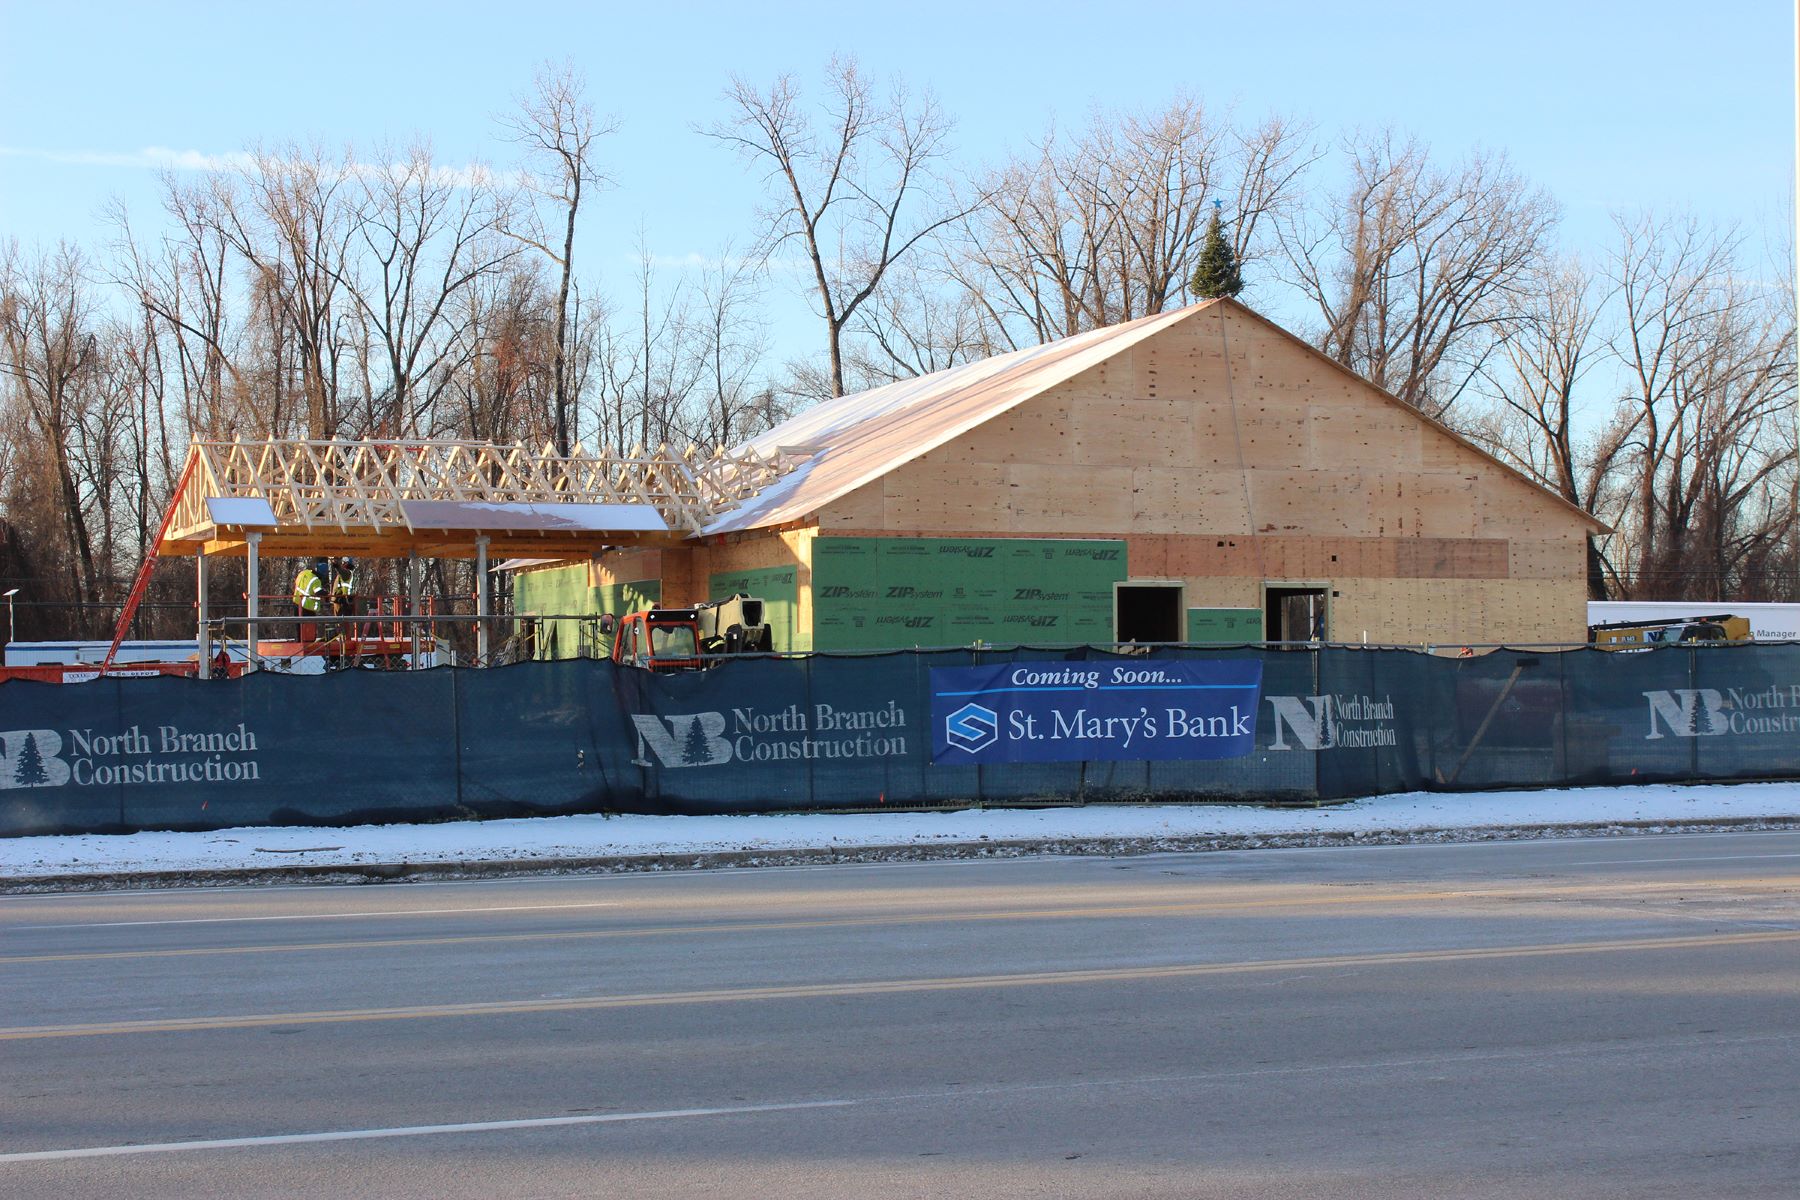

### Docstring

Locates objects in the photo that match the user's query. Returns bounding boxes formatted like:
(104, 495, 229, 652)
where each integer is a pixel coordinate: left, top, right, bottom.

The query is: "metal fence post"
(1311, 642, 1323, 802)
(452, 657, 464, 809)
(1689, 644, 1700, 782)
(804, 653, 816, 811)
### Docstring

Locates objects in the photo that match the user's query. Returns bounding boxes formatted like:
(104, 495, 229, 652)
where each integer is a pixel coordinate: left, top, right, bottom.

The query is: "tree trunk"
(552, 174, 580, 454)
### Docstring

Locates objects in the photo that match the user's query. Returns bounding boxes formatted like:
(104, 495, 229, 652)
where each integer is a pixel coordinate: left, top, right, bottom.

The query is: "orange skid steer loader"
(610, 594, 773, 673)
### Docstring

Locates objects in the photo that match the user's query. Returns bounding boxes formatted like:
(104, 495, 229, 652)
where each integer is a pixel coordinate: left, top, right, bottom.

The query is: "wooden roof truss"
(163, 438, 807, 554)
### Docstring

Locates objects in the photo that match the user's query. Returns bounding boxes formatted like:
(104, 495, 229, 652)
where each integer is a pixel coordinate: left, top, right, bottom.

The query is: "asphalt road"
(2, 832, 1797, 1198)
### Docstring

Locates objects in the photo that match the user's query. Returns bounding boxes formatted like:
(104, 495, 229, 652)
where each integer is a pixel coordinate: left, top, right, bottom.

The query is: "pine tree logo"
(0, 729, 72, 789)
(13, 732, 48, 785)
(681, 717, 712, 766)
(1315, 696, 1338, 748)
(1688, 694, 1716, 736)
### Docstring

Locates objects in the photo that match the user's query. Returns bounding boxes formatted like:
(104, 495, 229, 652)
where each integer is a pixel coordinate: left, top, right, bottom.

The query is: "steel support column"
(246, 532, 262, 673)
(475, 536, 490, 666)
(196, 549, 211, 679)
(408, 550, 421, 666)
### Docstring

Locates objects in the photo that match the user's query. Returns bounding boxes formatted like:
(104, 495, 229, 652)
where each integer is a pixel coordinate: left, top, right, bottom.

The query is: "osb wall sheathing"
(589, 547, 662, 591)
(657, 528, 817, 627)
(816, 302, 1595, 645)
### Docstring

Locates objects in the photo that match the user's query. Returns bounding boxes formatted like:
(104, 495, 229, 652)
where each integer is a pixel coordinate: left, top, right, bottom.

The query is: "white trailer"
(1, 640, 249, 667)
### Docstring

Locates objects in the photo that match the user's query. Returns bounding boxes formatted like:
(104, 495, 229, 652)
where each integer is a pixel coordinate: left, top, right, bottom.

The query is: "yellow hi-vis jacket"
(292, 569, 325, 615)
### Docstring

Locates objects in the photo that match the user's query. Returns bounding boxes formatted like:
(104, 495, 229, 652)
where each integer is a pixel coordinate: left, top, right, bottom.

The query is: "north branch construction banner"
(2, 644, 1798, 836)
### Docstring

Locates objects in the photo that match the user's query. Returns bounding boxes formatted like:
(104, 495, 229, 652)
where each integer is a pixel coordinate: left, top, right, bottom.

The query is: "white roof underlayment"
(703, 304, 1209, 534)
(400, 501, 669, 534)
(205, 497, 279, 527)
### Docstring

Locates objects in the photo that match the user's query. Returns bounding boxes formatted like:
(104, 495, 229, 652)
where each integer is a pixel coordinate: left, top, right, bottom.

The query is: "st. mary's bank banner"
(930, 660, 1263, 763)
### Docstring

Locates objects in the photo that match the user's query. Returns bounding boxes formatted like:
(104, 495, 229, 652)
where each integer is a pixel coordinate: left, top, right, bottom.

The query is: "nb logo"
(944, 703, 999, 754)
(1264, 696, 1336, 750)
(630, 713, 732, 768)
(1642, 689, 1728, 739)
(0, 729, 71, 789)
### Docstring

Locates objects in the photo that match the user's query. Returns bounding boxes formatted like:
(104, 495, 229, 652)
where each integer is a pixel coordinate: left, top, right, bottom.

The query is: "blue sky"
(1, 0, 1793, 355)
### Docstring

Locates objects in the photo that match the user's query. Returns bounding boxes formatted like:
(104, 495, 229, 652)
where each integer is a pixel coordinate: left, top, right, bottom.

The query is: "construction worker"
(292, 558, 328, 643)
(331, 558, 357, 619)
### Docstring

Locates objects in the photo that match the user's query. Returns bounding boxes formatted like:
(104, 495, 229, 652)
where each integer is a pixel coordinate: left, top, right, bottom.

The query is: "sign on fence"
(930, 660, 1263, 764)
(2, 645, 1798, 837)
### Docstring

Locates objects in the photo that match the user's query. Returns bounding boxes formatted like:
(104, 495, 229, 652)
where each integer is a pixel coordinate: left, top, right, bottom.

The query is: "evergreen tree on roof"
(1189, 208, 1244, 300)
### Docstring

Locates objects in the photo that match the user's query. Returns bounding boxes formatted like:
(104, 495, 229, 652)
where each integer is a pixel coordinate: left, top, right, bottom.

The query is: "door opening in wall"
(1264, 585, 1329, 644)
(1114, 580, 1186, 644)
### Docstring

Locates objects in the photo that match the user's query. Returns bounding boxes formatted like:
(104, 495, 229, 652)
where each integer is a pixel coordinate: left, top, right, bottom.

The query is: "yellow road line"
(4, 929, 1795, 1042)
(6, 876, 1797, 966)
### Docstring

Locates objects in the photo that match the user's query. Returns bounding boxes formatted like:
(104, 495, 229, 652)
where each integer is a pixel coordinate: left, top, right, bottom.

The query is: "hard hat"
(313, 558, 329, 573)
(337, 557, 354, 570)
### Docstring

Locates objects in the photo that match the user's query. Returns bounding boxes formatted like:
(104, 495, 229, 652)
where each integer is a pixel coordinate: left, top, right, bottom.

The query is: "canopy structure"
(160, 438, 806, 559)
(106, 437, 808, 673)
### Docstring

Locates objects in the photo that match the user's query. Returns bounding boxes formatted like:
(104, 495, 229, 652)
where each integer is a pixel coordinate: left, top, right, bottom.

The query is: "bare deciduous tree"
(1279, 132, 1557, 419)
(948, 99, 1314, 350)
(692, 247, 775, 445)
(110, 181, 245, 439)
(706, 56, 970, 397)
(439, 260, 556, 444)
(0, 243, 106, 605)
(340, 142, 521, 436)
(848, 257, 996, 385)
(1473, 215, 1798, 602)
(1467, 257, 1619, 596)
(499, 61, 615, 453)
(1605, 213, 1795, 599)
(209, 144, 362, 436)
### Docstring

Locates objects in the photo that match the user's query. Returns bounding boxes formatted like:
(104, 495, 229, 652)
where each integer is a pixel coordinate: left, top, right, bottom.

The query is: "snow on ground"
(2, 782, 1798, 882)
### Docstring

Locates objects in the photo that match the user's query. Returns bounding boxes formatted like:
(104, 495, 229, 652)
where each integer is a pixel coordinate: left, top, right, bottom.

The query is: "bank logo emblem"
(0, 729, 71, 789)
(944, 702, 999, 754)
(630, 713, 733, 768)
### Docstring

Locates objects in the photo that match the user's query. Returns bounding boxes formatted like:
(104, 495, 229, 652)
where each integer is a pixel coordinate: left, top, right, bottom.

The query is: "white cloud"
(0, 145, 257, 172)
(0, 145, 525, 190)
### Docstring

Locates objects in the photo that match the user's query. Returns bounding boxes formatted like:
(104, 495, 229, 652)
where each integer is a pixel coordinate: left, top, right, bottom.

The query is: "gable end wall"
(816, 303, 1589, 645)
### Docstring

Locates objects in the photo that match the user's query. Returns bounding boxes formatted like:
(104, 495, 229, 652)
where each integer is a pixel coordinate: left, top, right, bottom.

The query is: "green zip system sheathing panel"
(1187, 607, 1264, 644)
(513, 564, 589, 660)
(811, 537, 1128, 650)
(707, 565, 804, 652)
(514, 564, 659, 659)
(592, 579, 662, 657)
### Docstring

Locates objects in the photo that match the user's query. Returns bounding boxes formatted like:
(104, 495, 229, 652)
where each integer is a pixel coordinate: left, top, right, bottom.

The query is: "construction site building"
(515, 298, 1604, 654)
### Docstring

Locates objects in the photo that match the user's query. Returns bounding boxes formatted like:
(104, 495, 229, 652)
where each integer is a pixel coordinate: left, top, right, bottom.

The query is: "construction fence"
(1, 643, 1797, 837)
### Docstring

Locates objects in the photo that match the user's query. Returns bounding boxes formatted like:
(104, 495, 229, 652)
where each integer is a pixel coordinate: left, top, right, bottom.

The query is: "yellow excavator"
(1589, 613, 1751, 650)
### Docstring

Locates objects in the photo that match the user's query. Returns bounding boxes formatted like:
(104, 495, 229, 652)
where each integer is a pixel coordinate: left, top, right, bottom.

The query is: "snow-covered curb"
(4, 781, 1798, 890)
